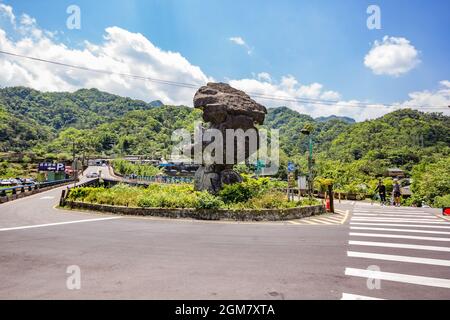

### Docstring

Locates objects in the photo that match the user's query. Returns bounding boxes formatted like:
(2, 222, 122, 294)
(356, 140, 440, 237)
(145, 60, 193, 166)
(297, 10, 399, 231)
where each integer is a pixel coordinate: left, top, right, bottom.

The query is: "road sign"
(287, 162, 296, 172)
(298, 175, 307, 190)
(38, 163, 65, 172)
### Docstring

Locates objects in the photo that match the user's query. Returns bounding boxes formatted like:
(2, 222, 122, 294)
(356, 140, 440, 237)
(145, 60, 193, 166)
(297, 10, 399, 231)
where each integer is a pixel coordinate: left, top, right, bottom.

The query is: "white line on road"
(354, 209, 432, 213)
(0, 217, 122, 232)
(353, 213, 437, 218)
(350, 226, 450, 235)
(348, 240, 450, 252)
(347, 251, 450, 267)
(319, 217, 343, 223)
(341, 293, 384, 300)
(306, 218, 333, 225)
(350, 222, 450, 229)
(345, 267, 450, 289)
(349, 232, 450, 242)
(355, 210, 428, 217)
(351, 217, 449, 224)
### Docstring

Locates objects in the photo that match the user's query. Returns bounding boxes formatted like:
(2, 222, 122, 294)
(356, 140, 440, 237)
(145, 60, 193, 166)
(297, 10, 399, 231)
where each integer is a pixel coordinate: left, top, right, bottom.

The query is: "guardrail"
(123, 175, 194, 184)
(0, 179, 76, 204)
(0, 179, 75, 197)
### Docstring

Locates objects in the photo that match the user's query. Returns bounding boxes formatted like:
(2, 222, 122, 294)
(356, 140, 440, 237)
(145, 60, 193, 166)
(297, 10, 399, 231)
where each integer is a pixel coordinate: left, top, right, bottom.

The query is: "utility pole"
(308, 134, 313, 198)
(72, 141, 78, 187)
(301, 124, 314, 199)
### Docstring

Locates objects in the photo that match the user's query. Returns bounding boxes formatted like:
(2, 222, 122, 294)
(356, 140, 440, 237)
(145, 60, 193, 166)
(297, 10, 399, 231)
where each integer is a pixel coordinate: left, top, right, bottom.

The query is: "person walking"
(393, 179, 402, 207)
(375, 180, 387, 206)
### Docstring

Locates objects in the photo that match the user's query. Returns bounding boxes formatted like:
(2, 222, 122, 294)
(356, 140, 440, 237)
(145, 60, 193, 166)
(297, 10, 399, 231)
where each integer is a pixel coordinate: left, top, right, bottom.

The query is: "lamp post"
(301, 125, 314, 198)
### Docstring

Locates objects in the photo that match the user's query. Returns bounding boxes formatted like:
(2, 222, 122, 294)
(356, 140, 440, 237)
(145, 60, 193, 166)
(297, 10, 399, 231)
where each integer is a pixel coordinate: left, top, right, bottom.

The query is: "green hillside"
(0, 86, 449, 206)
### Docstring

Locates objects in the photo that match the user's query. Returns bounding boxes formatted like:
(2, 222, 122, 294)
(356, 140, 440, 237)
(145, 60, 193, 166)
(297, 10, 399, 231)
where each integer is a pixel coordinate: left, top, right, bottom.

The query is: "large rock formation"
(193, 83, 267, 193)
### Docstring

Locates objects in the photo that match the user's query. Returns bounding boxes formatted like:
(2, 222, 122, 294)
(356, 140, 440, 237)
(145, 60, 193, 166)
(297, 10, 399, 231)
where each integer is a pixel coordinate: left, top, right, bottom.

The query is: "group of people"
(375, 179, 402, 207)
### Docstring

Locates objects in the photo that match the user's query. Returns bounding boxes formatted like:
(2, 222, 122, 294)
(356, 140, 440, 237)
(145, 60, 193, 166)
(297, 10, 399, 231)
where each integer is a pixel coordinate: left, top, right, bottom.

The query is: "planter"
(64, 201, 326, 222)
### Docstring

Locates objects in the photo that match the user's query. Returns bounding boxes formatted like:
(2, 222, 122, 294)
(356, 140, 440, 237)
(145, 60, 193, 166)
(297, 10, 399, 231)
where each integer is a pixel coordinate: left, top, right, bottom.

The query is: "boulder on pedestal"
(193, 83, 267, 193)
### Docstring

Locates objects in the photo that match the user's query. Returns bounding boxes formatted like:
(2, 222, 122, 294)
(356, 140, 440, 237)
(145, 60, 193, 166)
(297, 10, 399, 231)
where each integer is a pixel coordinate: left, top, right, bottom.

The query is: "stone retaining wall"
(63, 201, 326, 221)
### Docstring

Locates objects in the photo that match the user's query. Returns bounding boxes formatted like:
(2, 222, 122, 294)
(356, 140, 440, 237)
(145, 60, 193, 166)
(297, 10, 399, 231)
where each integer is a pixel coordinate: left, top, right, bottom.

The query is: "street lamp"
(301, 125, 314, 198)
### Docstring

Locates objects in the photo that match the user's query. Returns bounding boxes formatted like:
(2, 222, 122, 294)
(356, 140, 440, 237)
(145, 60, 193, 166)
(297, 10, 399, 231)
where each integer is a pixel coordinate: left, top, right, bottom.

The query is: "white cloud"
(364, 36, 420, 77)
(0, 5, 447, 122)
(229, 36, 252, 55)
(0, 6, 212, 105)
(230, 75, 449, 121)
(395, 80, 450, 110)
(257, 72, 271, 83)
(440, 80, 450, 88)
(20, 14, 35, 26)
(229, 36, 245, 46)
(0, 3, 15, 25)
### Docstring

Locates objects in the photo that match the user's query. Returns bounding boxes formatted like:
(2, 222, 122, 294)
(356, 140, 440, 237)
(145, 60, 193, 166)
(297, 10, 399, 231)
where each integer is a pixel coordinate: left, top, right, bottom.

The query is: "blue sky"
(0, 0, 449, 120)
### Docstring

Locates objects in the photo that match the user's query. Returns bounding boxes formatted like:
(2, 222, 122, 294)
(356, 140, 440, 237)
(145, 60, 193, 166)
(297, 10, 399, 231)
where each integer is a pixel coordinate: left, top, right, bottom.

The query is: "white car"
(86, 172, 99, 178)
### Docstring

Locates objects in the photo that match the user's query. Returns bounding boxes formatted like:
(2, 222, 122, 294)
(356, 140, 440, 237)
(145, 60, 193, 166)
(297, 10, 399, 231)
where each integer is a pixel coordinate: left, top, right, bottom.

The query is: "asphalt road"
(0, 169, 449, 299)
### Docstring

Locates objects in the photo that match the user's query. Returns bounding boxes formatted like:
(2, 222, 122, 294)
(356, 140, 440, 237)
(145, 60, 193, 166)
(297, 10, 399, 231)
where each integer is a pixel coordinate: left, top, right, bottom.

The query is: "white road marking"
(350, 226, 450, 235)
(300, 219, 317, 224)
(305, 218, 333, 225)
(319, 217, 343, 223)
(356, 210, 428, 214)
(347, 251, 450, 267)
(349, 232, 450, 242)
(350, 222, 450, 229)
(341, 293, 384, 300)
(39, 196, 55, 200)
(353, 213, 437, 218)
(351, 217, 449, 224)
(0, 217, 122, 232)
(348, 240, 450, 252)
(345, 267, 450, 289)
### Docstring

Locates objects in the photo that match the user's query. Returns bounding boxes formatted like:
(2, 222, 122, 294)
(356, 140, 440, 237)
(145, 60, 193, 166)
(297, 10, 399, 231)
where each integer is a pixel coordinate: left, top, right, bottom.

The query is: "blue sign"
(287, 162, 296, 172)
(39, 163, 65, 172)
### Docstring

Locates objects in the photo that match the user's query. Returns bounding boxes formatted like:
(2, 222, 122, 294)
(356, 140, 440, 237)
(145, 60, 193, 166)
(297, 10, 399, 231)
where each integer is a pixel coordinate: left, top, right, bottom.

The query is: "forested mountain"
(315, 115, 355, 124)
(0, 87, 160, 132)
(1, 86, 449, 205)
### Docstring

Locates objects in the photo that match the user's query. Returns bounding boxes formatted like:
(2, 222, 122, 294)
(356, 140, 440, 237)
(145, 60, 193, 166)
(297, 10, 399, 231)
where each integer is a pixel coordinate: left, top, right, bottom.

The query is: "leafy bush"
(112, 159, 161, 177)
(434, 195, 450, 208)
(411, 157, 450, 207)
(244, 191, 296, 209)
(219, 183, 255, 204)
(195, 192, 224, 209)
(66, 178, 322, 210)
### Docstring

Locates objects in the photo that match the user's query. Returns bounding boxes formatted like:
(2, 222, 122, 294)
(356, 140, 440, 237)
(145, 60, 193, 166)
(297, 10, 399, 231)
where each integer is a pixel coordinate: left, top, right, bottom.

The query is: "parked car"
(86, 172, 99, 178)
(8, 178, 21, 185)
(0, 179, 11, 186)
(23, 178, 36, 185)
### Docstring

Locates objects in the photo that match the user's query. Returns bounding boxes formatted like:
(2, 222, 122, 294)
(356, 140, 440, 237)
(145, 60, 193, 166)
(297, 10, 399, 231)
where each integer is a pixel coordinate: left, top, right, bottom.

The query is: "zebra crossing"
(289, 209, 348, 225)
(342, 203, 450, 299)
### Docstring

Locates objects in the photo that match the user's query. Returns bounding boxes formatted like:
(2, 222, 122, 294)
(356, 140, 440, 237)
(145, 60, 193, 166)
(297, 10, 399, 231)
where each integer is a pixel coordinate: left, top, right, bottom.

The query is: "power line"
(0, 50, 448, 110)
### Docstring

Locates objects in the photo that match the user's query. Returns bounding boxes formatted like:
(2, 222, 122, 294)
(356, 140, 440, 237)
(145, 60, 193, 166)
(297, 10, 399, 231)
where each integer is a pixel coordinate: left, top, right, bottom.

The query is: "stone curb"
(63, 201, 326, 222)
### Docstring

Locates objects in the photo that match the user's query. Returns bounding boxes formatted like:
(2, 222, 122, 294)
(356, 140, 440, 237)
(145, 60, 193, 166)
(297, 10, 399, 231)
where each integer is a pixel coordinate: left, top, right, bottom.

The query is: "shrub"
(434, 195, 450, 208)
(195, 191, 224, 210)
(218, 177, 274, 204)
(246, 191, 296, 209)
(219, 183, 254, 204)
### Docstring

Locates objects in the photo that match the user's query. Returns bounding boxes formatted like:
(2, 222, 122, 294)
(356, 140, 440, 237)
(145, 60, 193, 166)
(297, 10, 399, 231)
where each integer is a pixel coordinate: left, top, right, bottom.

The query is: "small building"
(400, 185, 412, 198)
(385, 168, 405, 178)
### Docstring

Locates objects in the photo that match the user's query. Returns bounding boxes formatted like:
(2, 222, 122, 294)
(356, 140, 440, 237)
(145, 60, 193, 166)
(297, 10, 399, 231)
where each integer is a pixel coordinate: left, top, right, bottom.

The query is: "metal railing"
(0, 179, 75, 197)
(123, 175, 194, 184)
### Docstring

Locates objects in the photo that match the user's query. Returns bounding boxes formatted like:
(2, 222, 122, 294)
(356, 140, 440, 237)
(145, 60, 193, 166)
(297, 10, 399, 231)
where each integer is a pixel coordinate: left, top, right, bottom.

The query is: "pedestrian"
(393, 179, 401, 207)
(375, 180, 387, 206)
